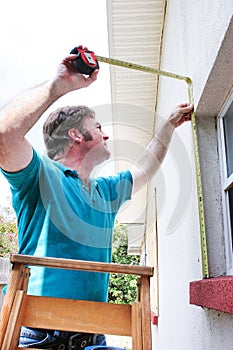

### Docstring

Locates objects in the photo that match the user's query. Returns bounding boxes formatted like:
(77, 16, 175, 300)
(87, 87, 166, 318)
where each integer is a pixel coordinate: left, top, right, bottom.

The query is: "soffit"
(107, 0, 166, 172)
(106, 0, 166, 250)
(107, 0, 165, 147)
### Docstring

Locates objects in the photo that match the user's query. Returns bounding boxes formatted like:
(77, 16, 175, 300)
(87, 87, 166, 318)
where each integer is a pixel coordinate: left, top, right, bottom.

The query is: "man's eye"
(97, 125, 102, 130)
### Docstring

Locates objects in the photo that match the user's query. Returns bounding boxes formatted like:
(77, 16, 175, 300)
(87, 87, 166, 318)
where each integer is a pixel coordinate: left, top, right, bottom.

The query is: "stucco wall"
(151, 1, 233, 349)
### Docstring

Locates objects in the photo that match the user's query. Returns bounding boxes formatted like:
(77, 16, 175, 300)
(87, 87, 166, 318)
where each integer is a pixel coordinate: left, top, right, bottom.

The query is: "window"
(218, 91, 233, 275)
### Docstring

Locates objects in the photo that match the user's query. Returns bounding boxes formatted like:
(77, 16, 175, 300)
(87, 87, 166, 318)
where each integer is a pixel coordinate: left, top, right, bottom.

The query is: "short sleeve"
(0, 149, 40, 191)
(96, 170, 133, 212)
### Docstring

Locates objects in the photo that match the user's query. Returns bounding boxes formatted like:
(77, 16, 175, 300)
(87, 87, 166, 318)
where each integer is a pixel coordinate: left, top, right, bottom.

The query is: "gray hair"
(43, 105, 95, 159)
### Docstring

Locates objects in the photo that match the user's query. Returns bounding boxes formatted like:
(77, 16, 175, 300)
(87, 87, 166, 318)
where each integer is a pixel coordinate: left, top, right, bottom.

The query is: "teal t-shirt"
(1, 150, 132, 302)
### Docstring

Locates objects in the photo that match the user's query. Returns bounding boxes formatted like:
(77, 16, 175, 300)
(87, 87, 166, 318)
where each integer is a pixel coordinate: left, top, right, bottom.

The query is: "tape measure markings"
(97, 55, 209, 278)
(96, 55, 191, 83)
(188, 83, 209, 278)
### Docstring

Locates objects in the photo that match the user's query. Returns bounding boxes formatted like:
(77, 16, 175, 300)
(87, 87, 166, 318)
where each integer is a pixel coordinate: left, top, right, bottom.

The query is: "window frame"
(217, 90, 233, 275)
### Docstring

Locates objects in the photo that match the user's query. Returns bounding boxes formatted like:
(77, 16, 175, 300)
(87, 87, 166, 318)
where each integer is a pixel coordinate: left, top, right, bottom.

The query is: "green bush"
(108, 222, 140, 304)
(0, 206, 18, 257)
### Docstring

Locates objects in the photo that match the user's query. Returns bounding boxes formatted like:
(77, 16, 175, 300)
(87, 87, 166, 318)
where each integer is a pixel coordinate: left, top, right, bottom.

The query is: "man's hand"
(167, 103, 194, 128)
(55, 46, 99, 93)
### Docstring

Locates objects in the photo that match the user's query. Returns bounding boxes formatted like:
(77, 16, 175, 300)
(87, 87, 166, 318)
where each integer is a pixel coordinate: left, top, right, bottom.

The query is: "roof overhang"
(106, 0, 166, 253)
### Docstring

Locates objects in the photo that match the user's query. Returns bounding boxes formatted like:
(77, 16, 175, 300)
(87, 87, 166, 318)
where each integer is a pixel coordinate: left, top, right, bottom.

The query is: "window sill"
(190, 276, 233, 314)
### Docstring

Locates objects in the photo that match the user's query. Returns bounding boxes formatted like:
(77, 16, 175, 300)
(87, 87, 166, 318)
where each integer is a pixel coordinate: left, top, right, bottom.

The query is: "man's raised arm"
(130, 103, 193, 194)
(0, 52, 98, 172)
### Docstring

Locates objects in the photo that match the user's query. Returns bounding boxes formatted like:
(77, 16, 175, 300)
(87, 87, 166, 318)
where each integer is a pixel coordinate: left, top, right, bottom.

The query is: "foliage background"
(0, 206, 18, 257)
(108, 222, 140, 304)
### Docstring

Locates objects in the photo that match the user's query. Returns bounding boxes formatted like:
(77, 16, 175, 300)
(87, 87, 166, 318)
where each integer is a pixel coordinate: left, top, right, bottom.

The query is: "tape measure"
(70, 49, 209, 278)
(188, 84, 209, 279)
(70, 47, 99, 75)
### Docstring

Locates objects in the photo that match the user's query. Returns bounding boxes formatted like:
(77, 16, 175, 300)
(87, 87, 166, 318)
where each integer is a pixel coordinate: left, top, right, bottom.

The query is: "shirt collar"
(63, 168, 98, 189)
(64, 169, 79, 179)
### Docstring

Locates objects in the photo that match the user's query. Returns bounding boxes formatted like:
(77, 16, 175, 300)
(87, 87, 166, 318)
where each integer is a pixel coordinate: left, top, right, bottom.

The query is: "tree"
(0, 205, 18, 257)
(108, 222, 140, 304)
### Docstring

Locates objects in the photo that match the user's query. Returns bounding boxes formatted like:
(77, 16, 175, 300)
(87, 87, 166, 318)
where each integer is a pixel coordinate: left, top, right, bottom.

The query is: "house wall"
(149, 1, 233, 349)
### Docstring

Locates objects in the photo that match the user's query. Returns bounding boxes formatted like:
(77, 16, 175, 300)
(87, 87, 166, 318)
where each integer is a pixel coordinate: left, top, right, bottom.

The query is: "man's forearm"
(145, 119, 174, 175)
(130, 103, 193, 194)
(131, 120, 174, 193)
(0, 79, 64, 139)
(0, 78, 69, 171)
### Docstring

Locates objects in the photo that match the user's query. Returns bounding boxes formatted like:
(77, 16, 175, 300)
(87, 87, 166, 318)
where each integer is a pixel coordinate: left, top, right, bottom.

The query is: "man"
(0, 46, 193, 349)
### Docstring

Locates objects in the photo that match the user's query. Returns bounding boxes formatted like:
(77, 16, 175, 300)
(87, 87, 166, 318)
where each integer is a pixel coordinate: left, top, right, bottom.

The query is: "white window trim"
(218, 90, 233, 275)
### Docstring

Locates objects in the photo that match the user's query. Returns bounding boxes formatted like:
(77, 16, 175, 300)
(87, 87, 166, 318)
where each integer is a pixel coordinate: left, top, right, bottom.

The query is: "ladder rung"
(11, 254, 154, 277)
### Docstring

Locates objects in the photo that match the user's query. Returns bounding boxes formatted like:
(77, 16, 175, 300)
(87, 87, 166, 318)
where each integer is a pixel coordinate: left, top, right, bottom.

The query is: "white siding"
(154, 1, 233, 349)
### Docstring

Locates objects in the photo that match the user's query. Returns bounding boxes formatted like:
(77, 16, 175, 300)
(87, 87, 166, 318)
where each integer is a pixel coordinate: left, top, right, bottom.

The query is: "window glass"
(228, 186, 233, 250)
(218, 92, 233, 274)
(223, 100, 233, 176)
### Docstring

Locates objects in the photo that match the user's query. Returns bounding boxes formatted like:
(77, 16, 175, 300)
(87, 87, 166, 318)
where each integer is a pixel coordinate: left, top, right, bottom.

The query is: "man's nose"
(103, 134, 109, 141)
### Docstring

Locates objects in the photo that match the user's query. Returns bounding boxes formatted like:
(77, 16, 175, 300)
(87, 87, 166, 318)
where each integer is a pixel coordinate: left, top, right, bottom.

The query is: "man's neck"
(55, 155, 93, 189)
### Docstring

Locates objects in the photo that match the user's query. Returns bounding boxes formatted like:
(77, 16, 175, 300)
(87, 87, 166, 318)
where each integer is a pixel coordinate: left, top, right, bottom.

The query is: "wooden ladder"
(0, 254, 154, 350)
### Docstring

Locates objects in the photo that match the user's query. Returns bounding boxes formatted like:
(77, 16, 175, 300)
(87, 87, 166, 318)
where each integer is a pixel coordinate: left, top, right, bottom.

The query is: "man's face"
(80, 116, 110, 164)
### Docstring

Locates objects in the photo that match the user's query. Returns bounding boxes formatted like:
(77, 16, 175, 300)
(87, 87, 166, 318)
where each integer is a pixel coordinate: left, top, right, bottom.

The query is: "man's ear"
(68, 128, 83, 144)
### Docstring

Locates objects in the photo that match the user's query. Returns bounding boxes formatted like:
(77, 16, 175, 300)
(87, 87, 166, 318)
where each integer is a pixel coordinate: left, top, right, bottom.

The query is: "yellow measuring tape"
(96, 55, 209, 279)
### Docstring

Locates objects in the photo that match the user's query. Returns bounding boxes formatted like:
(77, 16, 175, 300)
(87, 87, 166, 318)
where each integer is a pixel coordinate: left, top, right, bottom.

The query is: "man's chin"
(96, 151, 111, 166)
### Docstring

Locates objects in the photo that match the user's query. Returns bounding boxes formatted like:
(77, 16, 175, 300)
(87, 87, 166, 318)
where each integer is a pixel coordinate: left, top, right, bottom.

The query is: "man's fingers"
(86, 69, 99, 83)
(182, 103, 194, 111)
(178, 103, 193, 109)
